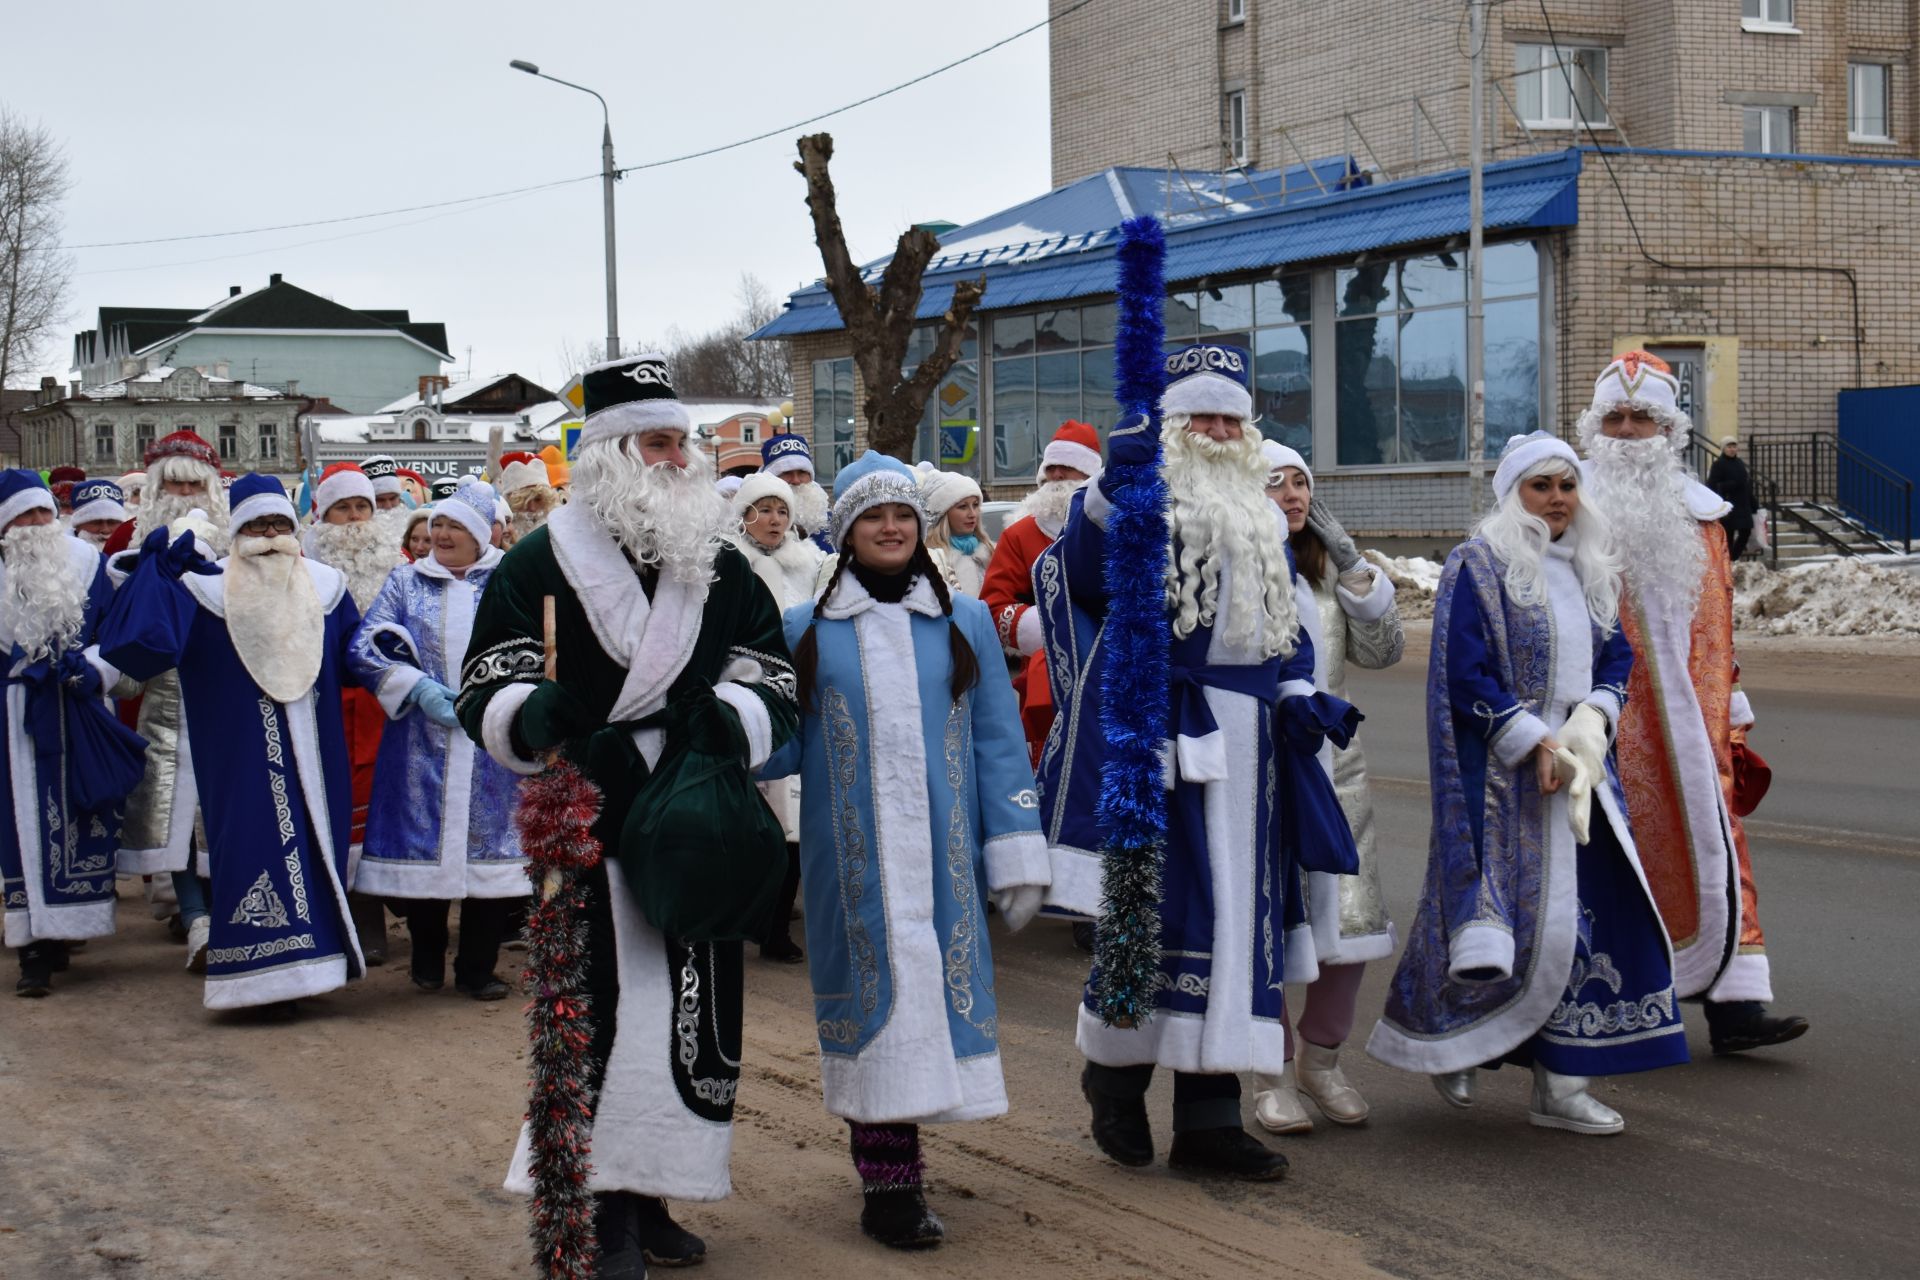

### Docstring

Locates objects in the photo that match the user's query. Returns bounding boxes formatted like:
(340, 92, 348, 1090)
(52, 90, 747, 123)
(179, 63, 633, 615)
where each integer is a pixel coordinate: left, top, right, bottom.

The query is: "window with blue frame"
(987, 301, 1117, 482)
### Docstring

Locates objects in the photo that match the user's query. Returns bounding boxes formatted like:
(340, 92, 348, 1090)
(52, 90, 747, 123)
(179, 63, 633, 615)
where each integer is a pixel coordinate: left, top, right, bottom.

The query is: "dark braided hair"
(793, 532, 981, 713)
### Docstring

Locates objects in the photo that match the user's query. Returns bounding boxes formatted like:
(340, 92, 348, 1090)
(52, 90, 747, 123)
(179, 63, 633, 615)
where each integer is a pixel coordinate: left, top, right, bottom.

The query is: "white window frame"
(1744, 104, 1796, 153)
(1225, 89, 1248, 164)
(1514, 44, 1611, 129)
(93, 422, 115, 463)
(216, 423, 238, 459)
(1741, 0, 1798, 34)
(1849, 61, 1893, 141)
(257, 421, 279, 461)
(740, 420, 758, 444)
(1226, 0, 1247, 23)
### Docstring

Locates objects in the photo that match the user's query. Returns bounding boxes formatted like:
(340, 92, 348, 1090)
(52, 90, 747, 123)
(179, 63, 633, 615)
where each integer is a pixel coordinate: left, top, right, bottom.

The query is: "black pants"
(1723, 519, 1752, 562)
(760, 843, 802, 949)
(1084, 1061, 1243, 1133)
(401, 896, 515, 987)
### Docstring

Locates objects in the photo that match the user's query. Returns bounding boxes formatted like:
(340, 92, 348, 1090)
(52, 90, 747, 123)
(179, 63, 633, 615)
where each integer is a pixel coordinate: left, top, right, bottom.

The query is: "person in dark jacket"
(1706, 437, 1757, 560)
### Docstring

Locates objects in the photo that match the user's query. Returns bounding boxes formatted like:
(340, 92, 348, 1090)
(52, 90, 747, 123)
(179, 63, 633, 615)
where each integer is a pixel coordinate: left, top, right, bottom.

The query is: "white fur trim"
(0, 487, 55, 530)
(1682, 476, 1733, 521)
(283, 684, 364, 977)
(1013, 607, 1044, 658)
(817, 598, 1008, 1124)
(479, 681, 542, 777)
(1081, 481, 1112, 530)
(70, 497, 128, 526)
(1260, 441, 1310, 487)
(982, 830, 1051, 895)
(763, 452, 812, 480)
(1334, 563, 1395, 623)
(1159, 374, 1253, 422)
(499, 459, 550, 493)
(202, 954, 348, 1009)
(1493, 435, 1580, 503)
(314, 468, 374, 517)
(713, 680, 772, 771)
(919, 469, 982, 521)
(4, 686, 117, 945)
(1447, 923, 1517, 983)
(1592, 356, 1680, 417)
(1042, 438, 1103, 478)
(577, 397, 692, 448)
(1706, 951, 1773, 1003)
(1729, 690, 1754, 729)
(228, 491, 297, 529)
(1491, 710, 1552, 770)
(731, 472, 792, 516)
(1043, 845, 1103, 918)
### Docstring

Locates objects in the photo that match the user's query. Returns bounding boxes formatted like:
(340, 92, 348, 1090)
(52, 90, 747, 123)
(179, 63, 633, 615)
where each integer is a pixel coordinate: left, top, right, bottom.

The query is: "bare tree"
(794, 132, 983, 461)
(0, 110, 72, 392)
(551, 274, 792, 400)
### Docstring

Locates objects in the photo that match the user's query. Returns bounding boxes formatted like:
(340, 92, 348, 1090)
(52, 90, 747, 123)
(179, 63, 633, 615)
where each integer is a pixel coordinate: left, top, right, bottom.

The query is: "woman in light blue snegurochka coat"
(759, 451, 1050, 1253)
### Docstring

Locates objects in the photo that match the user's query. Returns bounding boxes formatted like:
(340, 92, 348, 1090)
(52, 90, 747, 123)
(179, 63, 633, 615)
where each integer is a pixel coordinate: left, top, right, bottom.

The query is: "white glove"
(992, 884, 1045, 932)
(1556, 746, 1595, 845)
(1559, 703, 1608, 782)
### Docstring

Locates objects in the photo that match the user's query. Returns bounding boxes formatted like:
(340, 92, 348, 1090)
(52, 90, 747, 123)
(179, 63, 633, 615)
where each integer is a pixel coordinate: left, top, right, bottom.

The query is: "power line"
(54, 0, 1096, 257)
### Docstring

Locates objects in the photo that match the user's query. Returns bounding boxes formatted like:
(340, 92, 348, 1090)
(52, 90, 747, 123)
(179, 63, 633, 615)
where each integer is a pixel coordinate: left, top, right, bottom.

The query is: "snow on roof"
(187, 284, 270, 324)
(681, 398, 781, 432)
(375, 373, 519, 415)
(315, 399, 574, 446)
(79, 365, 284, 401)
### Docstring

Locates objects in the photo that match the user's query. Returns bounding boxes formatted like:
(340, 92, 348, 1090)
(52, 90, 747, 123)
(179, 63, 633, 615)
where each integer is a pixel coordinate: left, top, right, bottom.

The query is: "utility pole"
(510, 60, 621, 361)
(1466, 0, 1488, 522)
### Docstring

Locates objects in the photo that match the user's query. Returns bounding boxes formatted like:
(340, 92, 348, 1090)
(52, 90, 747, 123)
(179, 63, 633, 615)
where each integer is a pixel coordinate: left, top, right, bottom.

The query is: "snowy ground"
(1362, 548, 1920, 638)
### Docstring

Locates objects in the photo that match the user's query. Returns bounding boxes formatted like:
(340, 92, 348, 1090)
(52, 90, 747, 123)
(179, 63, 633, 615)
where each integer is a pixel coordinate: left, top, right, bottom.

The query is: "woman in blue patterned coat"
(348, 481, 528, 1000)
(1367, 433, 1688, 1135)
(760, 451, 1050, 1252)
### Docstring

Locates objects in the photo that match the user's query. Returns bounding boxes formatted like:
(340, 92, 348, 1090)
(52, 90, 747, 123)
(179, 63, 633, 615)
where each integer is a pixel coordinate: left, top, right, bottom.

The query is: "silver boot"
(1252, 1064, 1314, 1134)
(1431, 1068, 1477, 1109)
(1528, 1063, 1625, 1135)
(1297, 1041, 1369, 1125)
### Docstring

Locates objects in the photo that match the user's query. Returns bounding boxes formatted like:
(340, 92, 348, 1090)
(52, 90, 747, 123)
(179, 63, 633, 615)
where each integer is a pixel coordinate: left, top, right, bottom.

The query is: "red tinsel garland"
(515, 759, 606, 1280)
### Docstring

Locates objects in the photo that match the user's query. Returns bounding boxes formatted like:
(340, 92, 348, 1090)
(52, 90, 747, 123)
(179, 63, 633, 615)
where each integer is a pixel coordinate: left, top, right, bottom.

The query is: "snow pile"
(1365, 550, 1444, 619)
(1734, 558, 1920, 637)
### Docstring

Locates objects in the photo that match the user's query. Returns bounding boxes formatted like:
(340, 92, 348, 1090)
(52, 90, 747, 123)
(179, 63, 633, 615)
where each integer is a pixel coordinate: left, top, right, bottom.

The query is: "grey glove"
(1305, 501, 1362, 573)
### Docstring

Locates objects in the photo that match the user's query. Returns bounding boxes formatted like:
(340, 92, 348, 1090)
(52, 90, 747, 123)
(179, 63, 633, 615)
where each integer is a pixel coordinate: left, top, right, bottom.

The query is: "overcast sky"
(9, 0, 1053, 392)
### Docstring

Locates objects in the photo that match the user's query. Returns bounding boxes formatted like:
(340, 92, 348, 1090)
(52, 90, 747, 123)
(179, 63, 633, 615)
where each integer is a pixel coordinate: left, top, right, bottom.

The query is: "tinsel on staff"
(1092, 215, 1171, 1027)
(514, 595, 605, 1280)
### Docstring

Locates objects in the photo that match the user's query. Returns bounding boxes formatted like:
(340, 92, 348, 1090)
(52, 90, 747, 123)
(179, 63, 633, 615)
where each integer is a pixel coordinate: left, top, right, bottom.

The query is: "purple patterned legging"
(848, 1121, 923, 1192)
(1283, 961, 1368, 1059)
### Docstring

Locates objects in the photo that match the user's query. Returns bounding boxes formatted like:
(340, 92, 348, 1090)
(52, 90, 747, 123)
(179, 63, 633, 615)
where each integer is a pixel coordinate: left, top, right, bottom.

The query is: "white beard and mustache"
(1583, 433, 1707, 619)
(1016, 479, 1083, 537)
(785, 480, 829, 538)
(0, 524, 89, 664)
(134, 489, 230, 556)
(573, 437, 731, 586)
(74, 524, 112, 551)
(225, 535, 324, 702)
(1162, 423, 1299, 658)
(305, 518, 402, 612)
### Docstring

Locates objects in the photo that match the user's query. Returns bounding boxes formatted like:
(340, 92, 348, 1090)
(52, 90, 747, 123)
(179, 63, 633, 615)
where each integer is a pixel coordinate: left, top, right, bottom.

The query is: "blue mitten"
(1104, 412, 1159, 469)
(406, 678, 461, 728)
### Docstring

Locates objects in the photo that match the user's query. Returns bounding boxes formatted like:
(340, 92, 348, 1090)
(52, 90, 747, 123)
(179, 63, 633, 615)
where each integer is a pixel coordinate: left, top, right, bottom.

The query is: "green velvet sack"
(618, 687, 785, 943)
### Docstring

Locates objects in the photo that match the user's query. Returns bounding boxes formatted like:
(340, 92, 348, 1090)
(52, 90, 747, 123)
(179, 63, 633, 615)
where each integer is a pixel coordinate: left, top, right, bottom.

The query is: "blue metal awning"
(751, 149, 1582, 340)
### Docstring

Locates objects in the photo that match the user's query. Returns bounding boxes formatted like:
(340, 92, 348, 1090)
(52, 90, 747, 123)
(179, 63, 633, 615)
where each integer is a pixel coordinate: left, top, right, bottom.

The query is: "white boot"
(1296, 1041, 1370, 1125)
(184, 917, 210, 974)
(1431, 1068, 1477, 1109)
(1528, 1063, 1624, 1135)
(1251, 1064, 1314, 1134)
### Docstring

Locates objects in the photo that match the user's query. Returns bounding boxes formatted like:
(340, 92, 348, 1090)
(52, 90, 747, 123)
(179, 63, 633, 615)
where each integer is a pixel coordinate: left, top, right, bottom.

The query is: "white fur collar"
(546, 498, 710, 722)
(820, 567, 944, 621)
(735, 532, 820, 575)
(412, 545, 503, 581)
(1679, 474, 1732, 522)
(181, 553, 345, 619)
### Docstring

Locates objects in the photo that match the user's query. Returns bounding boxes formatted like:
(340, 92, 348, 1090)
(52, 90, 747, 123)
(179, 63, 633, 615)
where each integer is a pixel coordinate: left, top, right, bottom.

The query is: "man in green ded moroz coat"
(456, 351, 798, 1278)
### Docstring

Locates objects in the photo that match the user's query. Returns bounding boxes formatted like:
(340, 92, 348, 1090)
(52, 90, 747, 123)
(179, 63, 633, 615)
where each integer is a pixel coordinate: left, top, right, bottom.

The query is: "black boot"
(850, 1122, 943, 1249)
(1704, 1000, 1809, 1055)
(1070, 920, 1096, 954)
(16, 943, 54, 997)
(46, 941, 72, 973)
(1081, 1065, 1154, 1167)
(632, 1196, 705, 1268)
(593, 1192, 649, 1279)
(1167, 1126, 1290, 1181)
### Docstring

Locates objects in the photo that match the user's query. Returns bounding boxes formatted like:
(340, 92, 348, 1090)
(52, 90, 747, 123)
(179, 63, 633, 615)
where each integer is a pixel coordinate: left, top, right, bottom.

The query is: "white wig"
(1474, 453, 1622, 631)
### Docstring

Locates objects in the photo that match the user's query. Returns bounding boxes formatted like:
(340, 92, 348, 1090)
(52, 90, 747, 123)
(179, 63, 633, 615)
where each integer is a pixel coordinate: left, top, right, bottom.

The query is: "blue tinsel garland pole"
(1092, 215, 1171, 1027)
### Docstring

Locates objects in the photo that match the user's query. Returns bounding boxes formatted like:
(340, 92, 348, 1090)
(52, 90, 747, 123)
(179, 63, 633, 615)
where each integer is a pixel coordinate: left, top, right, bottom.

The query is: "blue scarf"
(950, 533, 980, 556)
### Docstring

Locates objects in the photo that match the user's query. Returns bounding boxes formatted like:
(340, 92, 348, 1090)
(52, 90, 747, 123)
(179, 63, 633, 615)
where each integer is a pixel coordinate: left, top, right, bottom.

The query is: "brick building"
(755, 0, 1920, 538)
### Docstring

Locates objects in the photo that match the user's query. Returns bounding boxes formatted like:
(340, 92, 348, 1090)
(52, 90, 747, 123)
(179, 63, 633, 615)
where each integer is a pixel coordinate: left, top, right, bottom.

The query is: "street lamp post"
(510, 59, 621, 361)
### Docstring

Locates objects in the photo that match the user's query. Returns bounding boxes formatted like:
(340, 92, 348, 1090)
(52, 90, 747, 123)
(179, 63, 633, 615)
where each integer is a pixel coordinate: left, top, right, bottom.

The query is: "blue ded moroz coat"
(760, 570, 1050, 1124)
(1, 536, 132, 946)
(100, 541, 365, 1009)
(346, 548, 527, 900)
(1367, 534, 1687, 1076)
(1033, 484, 1360, 1076)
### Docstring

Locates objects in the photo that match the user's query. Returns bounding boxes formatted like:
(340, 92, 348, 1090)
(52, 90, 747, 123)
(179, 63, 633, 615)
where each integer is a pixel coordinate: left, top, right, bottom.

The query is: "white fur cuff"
(480, 683, 543, 777)
(375, 665, 426, 719)
(1707, 951, 1773, 1003)
(1335, 565, 1395, 623)
(1014, 607, 1044, 658)
(1448, 923, 1516, 984)
(1491, 710, 1551, 770)
(1043, 845, 1103, 918)
(983, 830, 1051, 894)
(1729, 690, 1755, 729)
(713, 682, 773, 770)
(1081, 480, 1112, 529)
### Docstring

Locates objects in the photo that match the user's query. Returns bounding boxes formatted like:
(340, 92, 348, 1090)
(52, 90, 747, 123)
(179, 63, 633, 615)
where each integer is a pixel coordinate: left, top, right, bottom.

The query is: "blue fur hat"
(70, 478, 129, 526)
(227, 473, 297, 529)
(1160, 343, 1254, 421)
(0, 469, 55, 530)
(761, 432, 814, 479)
(828, 451, 927, 547)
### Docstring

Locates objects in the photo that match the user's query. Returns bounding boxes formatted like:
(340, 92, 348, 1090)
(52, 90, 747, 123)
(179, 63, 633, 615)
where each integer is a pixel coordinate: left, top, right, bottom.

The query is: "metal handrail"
(1746, 431, 1912, 554)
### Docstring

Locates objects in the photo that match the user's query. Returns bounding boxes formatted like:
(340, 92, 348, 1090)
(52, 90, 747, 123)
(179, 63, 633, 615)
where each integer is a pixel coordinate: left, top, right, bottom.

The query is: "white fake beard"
(509, 508, 548, 544)
(1163, 424, 1298, 657)
(373, 505, 412, 549)
(74, 525, 112, 550)
(225, 535, 324, 702)
(1016, 479, 1082, 536)
(785, 480, 829, 537)
(305, 518, 401, 612)
(1583, 433, 1706, 619)
(134, 489, 230, 554)
(0, 524, 88, 663)
(573, 438, 729, 586)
